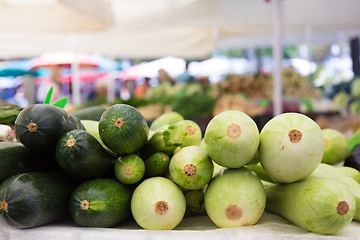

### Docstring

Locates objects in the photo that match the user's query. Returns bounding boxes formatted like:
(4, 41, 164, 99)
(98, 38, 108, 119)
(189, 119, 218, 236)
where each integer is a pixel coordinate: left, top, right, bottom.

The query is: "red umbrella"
(31, 52, 99, 69)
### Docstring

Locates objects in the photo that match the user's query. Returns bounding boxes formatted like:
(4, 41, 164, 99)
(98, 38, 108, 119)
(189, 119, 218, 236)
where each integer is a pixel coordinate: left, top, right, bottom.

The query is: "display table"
(1, 211, 360, 240)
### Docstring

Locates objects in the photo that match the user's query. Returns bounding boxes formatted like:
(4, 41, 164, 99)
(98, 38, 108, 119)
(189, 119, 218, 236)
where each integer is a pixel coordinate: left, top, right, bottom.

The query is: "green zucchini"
(99, 104, 149, 155)
(80, 119, 117, 158)
(114, 154, 145, 185)
(0, 171, 77, 229)
(0, 142, 58, 183)
(174, 120, 202, 147)
(169, 146, 213, 190)
(69, 178, 132, 227)
(184, 188, 206, 216)
(144, 152, 170, 178)
(15, 104, 84, 152)
(264, 177, 356, 234)
(307, 163, 360, 221)
(71, 105, 108, 121)
(204, 168, 266, 228)
(56, 129, 113, 180)
(149, 111, 184, 131)
(141, 124, 187, 158)
(337, 166, 360, 184)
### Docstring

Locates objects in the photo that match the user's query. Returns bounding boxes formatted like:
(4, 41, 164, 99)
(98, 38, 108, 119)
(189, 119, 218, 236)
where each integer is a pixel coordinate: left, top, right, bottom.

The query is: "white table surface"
(1, 211, 359, 240)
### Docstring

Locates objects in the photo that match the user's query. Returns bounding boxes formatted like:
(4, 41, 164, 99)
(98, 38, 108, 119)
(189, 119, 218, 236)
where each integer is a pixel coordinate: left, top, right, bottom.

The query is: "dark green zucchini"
(0, 142, 58, 183)
(144, 152, 170, 178)
(15, 104, 84, 152)
(69, 178, 132, 227)
(99, 104, 149, 155)
(0, 171, 77, 229)
(56, 129, 113, 180)
(71, 105, 108, 121)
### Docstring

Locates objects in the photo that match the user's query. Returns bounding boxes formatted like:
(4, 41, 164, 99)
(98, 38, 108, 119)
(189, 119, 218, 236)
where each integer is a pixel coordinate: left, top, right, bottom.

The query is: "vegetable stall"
(1, 86, 360, 239)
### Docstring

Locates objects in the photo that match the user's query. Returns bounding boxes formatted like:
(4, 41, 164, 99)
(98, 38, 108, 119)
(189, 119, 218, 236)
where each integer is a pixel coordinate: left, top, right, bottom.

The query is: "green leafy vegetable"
(43, 86, 68, 109)
(44, 86, 53, 104)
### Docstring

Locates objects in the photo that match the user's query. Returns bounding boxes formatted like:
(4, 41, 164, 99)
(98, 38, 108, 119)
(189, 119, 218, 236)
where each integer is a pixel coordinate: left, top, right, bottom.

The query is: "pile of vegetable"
(1, 93, 360, 235)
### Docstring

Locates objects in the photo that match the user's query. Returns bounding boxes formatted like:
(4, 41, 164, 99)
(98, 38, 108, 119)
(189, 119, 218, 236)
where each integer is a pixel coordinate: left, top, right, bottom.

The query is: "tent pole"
(272, 0, 283, 116)
(71, 32, 81, 105)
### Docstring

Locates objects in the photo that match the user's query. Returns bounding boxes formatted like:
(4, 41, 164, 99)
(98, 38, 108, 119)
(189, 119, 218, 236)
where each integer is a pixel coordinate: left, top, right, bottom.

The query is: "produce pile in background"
(216, 67, 322, 99)
(2, 94, 360, 235)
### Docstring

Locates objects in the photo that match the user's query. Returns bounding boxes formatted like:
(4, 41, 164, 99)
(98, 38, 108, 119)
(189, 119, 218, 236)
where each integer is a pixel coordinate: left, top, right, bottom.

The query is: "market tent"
(0, 0, 112, 32)
(0, 0, 359, 59)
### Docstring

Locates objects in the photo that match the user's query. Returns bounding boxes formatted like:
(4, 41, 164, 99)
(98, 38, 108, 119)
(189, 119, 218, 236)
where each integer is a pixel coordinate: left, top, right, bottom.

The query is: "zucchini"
(71, 105, 108, 121)
(184, 188, 206, 216)
(322, 129, 348, 165)
(307, 163, 360, 221)
(0, 142, 58, 183)
(169, 146, 213, 190)
(204, 110, 260, 168)
(144, 152, 170, 178)
(264, 177, 356, 234)
(131, 177, 186, 230)
(174, 120, 202, 147)
(259, 112, 324, 183)
(149, 111, 184, 131)
(99, 104, 149, 155)
(204, 168, 266, 228)
(0, 172, 77, 229)
(80, 119, 117, 158)
(114, 154, 145, 185)
(56, 129, 113, 180)
(0, 100, 22, 126)
(141, 124, 187, 158)
(69, 178, 132, 227)
(337, 166, 360, 184)
(15, 104, 84, 152)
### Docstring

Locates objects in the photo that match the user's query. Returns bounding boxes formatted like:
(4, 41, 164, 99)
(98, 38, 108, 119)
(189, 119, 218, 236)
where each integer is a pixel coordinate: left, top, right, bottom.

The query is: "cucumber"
(174, 120, 202, 147)
(0, 171, 77, 229)
(15, 104, 84, 152)
(204, 168, 266, 228)
(114, 154, 145, 185)
(99, 104, 149, 155)
(264, 177, 356, 234)
(307, 163, 360, 221)
(169, 146, 213, 190)
(131, 177, 186, 230)
(144, 152, 170, 178)
(71, 105, 108, 121)
(149, 111, 184, 131)
(204, 110, 259, 168)
(0, 142, 58, 183)
(56, 129, 113, 180)
(69, 178, 132, 227)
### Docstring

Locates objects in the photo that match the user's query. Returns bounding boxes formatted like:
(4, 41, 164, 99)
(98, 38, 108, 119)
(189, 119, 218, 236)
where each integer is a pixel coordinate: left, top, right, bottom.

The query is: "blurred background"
(1, 0, 360, 134)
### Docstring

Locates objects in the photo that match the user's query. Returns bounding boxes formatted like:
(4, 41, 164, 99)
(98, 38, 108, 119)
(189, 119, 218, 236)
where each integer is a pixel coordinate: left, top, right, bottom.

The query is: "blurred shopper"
(176, 62, 194, 83)
(36, 66, 62, 103)
(120, 80, 133, 100)
(134, 77, 151, 99)
(158, 68, 175, 85)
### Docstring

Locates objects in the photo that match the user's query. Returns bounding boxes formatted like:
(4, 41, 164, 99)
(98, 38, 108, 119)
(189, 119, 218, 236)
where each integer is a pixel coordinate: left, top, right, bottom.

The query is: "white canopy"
(0, 0, 359, 59)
